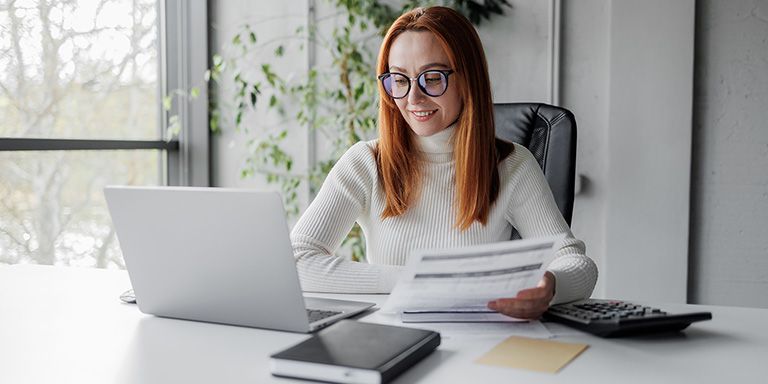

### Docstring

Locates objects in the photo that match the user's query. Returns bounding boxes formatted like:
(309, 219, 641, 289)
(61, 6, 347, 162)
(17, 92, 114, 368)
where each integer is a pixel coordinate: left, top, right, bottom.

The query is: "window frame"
(163, 0, 210, 187)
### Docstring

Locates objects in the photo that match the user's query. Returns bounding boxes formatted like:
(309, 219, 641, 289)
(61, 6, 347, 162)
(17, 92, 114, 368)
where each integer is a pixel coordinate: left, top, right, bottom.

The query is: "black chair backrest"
(493, 103, 577, 231)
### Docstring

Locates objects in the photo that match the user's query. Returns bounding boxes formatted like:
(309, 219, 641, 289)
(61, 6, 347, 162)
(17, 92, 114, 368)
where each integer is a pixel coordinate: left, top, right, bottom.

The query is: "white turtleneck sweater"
(291, 124, 598, 304)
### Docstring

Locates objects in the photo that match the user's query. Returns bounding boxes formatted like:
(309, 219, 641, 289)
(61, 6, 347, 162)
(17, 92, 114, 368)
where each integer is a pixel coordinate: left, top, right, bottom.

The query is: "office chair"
(493, 102, 577, 239)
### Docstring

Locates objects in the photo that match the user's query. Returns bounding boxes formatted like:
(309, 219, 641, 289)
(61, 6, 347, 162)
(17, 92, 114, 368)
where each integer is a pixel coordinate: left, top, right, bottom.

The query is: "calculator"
(544, 299, 712, 337)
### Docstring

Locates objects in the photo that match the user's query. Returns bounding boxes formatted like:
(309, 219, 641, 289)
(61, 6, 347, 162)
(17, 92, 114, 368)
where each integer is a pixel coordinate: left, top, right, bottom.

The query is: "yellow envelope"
(476, 336, 588, 373)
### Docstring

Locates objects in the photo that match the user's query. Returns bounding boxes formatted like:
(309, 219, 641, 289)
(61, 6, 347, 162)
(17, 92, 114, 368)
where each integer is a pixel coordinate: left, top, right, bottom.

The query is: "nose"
(406, 79, 427, 104)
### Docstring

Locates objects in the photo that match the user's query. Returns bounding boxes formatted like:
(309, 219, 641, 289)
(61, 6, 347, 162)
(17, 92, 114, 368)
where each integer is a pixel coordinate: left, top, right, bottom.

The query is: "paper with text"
(381, 235, 562, 315)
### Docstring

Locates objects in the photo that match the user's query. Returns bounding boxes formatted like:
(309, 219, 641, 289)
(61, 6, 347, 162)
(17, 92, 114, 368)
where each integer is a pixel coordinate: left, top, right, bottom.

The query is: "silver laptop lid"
(105, 186, 312, 332)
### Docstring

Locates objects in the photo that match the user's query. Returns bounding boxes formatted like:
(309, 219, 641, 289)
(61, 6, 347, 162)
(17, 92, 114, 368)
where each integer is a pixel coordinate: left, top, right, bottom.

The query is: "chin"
(408, 121, 446, 137)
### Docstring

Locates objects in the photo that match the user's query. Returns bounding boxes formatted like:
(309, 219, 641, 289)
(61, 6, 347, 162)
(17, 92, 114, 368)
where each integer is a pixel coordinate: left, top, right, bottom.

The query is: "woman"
(291, 6, 597, 319)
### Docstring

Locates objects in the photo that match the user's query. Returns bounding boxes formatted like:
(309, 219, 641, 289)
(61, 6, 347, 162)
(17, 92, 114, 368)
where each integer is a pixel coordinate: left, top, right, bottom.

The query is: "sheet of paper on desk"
(401, 305, 526, 322)
(476, 336, 588, 373)
(381, 235, 562, 317)
(416, 320, 553, 340)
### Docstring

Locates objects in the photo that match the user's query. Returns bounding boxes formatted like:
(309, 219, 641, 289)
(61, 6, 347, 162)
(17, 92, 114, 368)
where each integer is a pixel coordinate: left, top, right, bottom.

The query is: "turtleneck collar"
(412, 123, 457, 155)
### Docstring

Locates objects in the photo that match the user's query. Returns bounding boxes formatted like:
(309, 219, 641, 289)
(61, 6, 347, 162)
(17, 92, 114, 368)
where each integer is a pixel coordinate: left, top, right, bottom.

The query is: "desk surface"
(0, 265, 766, 384)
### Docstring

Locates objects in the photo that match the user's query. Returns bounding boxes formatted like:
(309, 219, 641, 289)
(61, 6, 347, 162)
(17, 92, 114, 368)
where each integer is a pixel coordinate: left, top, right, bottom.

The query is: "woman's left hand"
(487, 271, 556, 320)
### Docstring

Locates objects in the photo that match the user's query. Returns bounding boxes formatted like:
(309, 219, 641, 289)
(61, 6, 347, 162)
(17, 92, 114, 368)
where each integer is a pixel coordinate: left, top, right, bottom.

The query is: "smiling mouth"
(411, 110, 437, 117)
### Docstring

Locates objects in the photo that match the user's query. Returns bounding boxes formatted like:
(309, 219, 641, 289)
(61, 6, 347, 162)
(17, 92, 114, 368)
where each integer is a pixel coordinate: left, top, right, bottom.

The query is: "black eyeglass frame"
(377, 69, 455, 99)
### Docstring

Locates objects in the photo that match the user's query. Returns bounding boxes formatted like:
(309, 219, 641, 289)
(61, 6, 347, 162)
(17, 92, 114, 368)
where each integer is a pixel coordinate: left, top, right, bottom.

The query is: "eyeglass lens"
(381, 71, 449, 99)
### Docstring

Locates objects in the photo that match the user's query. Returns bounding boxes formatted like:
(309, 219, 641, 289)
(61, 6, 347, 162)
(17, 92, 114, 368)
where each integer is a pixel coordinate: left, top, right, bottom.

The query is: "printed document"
(381, 236, 562, 318)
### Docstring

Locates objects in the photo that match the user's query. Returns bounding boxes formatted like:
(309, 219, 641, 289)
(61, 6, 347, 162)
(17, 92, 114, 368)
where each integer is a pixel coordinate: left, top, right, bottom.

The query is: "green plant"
(167, 0, 511, 261)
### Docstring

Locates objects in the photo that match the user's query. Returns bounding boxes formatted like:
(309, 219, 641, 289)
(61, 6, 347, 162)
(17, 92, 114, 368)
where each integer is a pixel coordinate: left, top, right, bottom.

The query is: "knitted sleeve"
(291, 142, 403, 293)
(504, 144, 598, 304)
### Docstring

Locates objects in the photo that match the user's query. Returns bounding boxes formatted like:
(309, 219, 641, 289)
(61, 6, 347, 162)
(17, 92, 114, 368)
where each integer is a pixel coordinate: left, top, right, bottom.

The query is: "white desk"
(0, 265, 766, 383)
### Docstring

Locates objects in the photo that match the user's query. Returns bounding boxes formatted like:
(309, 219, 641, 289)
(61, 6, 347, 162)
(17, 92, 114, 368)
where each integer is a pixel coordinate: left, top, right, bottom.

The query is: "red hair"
(375, 6, 513, 230)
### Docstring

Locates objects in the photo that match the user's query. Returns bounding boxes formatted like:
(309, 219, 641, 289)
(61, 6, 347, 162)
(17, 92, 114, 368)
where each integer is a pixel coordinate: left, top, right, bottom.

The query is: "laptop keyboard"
(306, 308, 342, 323)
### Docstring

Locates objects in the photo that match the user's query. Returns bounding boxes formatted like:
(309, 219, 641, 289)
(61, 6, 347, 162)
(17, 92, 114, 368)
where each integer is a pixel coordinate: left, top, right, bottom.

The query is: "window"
(0, 0, 208, 268)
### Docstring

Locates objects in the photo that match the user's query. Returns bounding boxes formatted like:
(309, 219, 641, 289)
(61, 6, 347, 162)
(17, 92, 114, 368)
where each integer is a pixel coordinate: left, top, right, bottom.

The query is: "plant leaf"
(250, 91, 257, 107)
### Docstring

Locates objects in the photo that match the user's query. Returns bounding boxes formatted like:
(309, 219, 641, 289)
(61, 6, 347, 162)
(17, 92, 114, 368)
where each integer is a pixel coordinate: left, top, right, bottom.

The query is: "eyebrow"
(388, 62, 450, 73)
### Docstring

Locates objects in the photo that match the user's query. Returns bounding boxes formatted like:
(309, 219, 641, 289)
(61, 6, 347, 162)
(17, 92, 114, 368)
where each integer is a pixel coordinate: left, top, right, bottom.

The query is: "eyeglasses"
(377, 69, 455, 99)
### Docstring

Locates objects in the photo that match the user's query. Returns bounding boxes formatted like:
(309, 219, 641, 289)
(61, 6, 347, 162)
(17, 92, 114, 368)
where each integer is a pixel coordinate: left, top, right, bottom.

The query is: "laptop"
(104, 186, 374, 333)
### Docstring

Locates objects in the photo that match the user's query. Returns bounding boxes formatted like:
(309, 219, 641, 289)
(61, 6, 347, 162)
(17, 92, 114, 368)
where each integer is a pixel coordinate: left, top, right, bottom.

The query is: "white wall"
(560, 0, 611, 298)
(208, 0, 309, 206)
(689, 0, 768, 308)
(605, 0, 695, 303)
(562, 0, 696, 303)
(479, 0, 555, 103)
